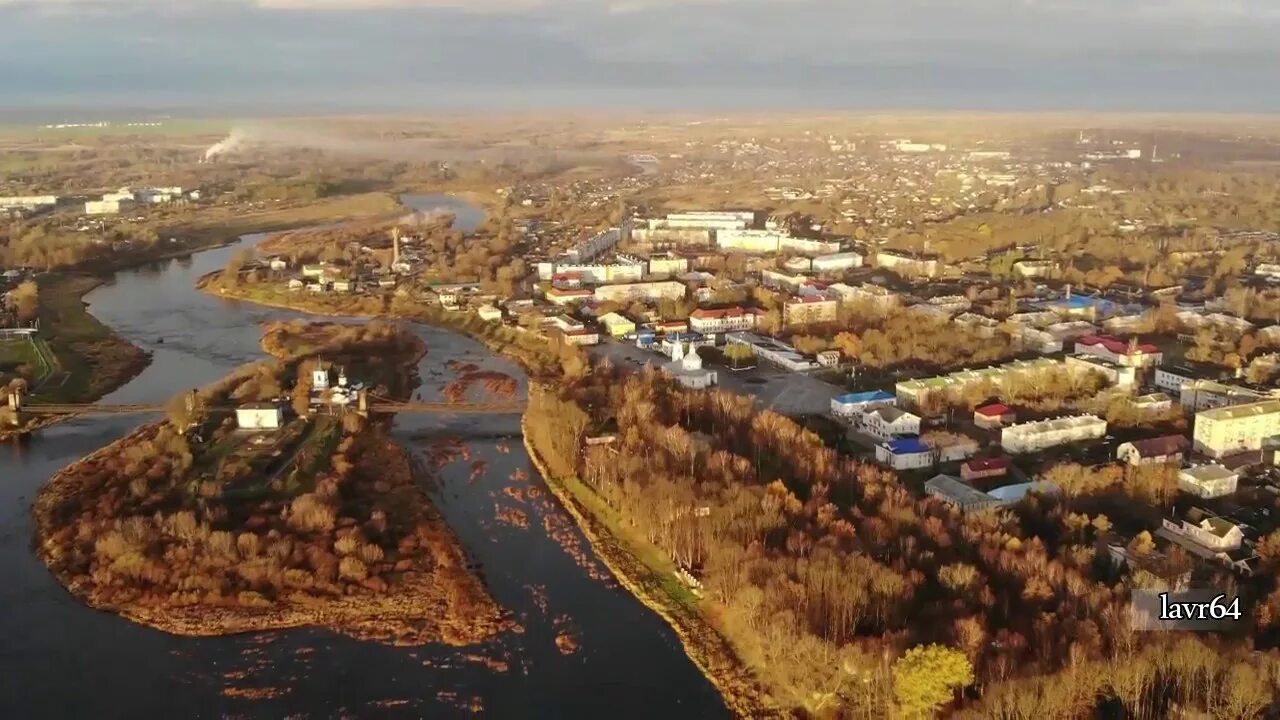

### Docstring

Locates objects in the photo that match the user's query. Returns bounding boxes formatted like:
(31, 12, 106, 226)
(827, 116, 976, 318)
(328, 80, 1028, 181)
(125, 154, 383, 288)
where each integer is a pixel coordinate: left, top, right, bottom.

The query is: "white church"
(663, 340, 718, 390)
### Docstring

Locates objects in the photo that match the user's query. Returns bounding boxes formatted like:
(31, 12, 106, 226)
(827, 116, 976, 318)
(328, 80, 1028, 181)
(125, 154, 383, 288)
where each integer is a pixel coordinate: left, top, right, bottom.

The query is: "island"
(34, 320, 508, 645)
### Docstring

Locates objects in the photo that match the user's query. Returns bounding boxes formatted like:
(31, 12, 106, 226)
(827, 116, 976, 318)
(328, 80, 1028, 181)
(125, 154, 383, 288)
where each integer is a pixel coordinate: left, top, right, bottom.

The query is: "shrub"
(95, 531, 130, 560)
(338, 556, 368, 582)
(288, 494, 336, 533)
(358, 543, 385, 564)
(333, 535, 360, 556)
(208, 530, 238, 560)
(236, 533, 261, 558)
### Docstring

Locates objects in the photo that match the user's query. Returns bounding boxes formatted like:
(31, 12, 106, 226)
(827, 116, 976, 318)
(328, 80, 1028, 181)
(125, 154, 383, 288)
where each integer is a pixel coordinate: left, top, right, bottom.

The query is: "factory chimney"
(391, 227, 401, 266)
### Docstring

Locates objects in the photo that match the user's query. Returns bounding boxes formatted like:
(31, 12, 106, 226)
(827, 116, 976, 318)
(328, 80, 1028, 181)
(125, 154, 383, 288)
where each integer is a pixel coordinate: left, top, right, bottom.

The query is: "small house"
(1116, 435, 1189, 466)
(974, 403, 1016, 430)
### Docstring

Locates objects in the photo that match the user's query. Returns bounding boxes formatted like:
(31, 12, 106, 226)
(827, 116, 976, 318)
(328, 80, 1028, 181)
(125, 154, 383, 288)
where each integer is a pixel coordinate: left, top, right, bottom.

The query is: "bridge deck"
(22, 402, 524, 416)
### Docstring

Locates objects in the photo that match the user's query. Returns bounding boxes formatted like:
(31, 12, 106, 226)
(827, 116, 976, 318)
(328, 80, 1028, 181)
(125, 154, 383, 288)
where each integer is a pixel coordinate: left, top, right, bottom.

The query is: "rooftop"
(925, 475, 995, 506)
(836, 390, 896, 404)
(1123, 434, 1190, 458)
(1199, 400, 1280, 422)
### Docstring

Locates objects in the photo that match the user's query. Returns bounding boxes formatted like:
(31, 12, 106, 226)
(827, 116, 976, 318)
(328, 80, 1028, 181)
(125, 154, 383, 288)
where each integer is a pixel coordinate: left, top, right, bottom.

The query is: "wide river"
(0, 195, 728, 719)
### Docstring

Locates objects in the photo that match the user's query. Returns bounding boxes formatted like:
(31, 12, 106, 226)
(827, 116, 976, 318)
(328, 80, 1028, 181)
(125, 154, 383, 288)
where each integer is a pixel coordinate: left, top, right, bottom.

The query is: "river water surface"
(0, 195, 727, 719)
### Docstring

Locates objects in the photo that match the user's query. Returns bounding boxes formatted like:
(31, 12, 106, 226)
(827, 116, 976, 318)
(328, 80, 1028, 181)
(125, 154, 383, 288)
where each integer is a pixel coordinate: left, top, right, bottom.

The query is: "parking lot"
(591, 338, 842, 417)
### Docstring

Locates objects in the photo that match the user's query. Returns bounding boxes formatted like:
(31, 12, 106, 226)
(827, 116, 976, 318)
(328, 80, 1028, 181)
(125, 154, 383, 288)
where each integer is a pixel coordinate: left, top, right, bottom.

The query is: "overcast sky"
(1, 0, 1278, 113)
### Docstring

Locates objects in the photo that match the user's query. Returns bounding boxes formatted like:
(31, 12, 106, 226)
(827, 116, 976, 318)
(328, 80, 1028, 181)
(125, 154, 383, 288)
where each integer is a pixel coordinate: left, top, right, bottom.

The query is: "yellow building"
(598, 312, 636, 338)
(1193, 400, 1280, 458)
(783, 297, 838, 326)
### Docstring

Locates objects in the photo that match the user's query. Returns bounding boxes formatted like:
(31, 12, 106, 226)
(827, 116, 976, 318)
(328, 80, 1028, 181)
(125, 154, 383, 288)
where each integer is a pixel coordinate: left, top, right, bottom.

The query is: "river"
(0, 194, 728, 719)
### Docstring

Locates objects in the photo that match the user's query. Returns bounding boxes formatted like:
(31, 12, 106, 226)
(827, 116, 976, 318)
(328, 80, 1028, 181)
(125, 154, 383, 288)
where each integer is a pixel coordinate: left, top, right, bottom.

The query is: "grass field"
(31, 276, 151, 404)
(165, 192, 406, 246)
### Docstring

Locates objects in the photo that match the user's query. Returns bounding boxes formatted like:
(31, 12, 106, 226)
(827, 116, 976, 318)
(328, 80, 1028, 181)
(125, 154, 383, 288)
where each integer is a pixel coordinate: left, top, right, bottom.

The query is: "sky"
(1, 0, 1278, 114)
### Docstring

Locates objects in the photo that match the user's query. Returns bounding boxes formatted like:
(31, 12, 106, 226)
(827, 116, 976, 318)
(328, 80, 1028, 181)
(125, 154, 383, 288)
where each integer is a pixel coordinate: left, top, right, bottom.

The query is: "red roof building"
(1076, 334, 1162, 368)
(974, 403, 1017, 429)
(961, 457, 1011, 482)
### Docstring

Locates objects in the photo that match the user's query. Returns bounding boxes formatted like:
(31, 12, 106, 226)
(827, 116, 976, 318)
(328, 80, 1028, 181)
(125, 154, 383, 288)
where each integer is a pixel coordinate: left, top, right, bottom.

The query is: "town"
(5, 115, 1280, 718)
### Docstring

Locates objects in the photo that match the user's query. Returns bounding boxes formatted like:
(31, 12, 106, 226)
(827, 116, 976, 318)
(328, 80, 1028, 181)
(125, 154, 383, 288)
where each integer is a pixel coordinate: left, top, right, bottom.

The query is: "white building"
(860, 406, 922, 441)
(688, 307, 763, 334)
(661, 211, 754, 231)
(1000, 415, 1107, 454)
(1193, 400, 1280, 458)
(830, 390, 897, 419)
(1178, 465, 1238, 499)
(725, 333, 817, 372)
(875, 251, 940, 278)
(1074, 335, 1163, 368)
(566, 228, 622, 263)
(663, 341, 717, 389)
(717, 229, 791, 253)
(1179, 380, 1272, 413)
(1160, 512, 1244, 554)
(85, 199, 131, 215)
(593, 281, 687, 303)
(1013, 260, 1058, 278)
(876, 437, 935, 470)
(811, 252, 863, 273)
(235, 403, 284, 430)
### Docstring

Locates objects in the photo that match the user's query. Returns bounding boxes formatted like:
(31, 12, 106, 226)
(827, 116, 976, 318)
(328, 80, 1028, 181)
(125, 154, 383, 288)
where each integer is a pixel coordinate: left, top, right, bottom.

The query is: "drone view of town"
(4, 3, 1280, 718)
(4, 110, 1280, 718)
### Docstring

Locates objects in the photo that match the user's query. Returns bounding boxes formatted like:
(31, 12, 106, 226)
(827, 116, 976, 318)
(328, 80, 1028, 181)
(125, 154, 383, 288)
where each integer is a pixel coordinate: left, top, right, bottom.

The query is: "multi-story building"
(593, 281, 687, 303)
(895, 358, 1063, 408)
(1000, 415, 1107, 454)
(859, 406, 921, 441)
(645, 254, 690, 278)
(811, 252, 864, 273)
(688, 307, 763, 334)
(830, 390, 896, 419)
(783, 296, 838, 327)
(875, 250, 940, 278)
(876, 437, 935, 470)
(1193, 400, 1280, 458)
(598, 312, 636, 338)
(545, 287, 594, 305)
(826, 282, 900, 311)
(536, 259, 643, 284)
(1013, 260, 1059, 278)
(661, 211, 754, 231)
(717, 229, 789, 253)
(566, 228, 623, 263)
(1180, 380, 1272, 413)
(1066, 354, 1138, 389)
(1074, 334, 1162, 368)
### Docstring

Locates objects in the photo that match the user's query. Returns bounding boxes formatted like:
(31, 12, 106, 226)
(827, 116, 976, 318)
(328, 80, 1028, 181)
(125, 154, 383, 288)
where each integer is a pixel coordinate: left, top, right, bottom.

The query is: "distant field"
(168, 192, 406, 244)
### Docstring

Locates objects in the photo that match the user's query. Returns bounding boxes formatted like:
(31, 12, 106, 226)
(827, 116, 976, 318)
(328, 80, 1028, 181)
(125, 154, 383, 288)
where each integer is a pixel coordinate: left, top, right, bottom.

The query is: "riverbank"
(34, 421, 509, 645)
(33, 321, 509, 645)
(0, 275, 153, 440)
(520, 396, 781, 719)
(198, 279, 772, 717)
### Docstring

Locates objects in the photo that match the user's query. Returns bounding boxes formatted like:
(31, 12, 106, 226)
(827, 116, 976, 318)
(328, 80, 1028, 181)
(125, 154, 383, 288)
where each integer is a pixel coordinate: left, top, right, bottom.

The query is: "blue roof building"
(831, 389, 896, 417)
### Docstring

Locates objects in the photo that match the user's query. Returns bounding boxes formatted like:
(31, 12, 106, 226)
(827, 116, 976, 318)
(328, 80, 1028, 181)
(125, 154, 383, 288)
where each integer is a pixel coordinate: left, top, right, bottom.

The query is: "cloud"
(0, 0, 1277, 111)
